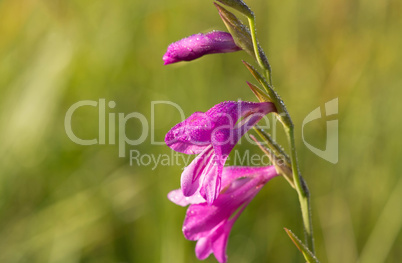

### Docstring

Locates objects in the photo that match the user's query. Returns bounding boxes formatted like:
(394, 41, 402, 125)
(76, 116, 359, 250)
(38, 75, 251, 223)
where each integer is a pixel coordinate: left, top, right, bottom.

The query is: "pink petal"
(167, 189, 205, 207)
(211, 220, 233, 263)
(200, 158, 223, 205)
(163, 31, 241, 65)
(220, 166, 277, 188)
(181, 146, 214, 197)
(165, 112, 212, 155)
(183, 166, 279, 240)
(211, 126, 236, 157)
(195, 236, 212, 260)
(183, 202, 231, 241)
(195, 220, 232, 263)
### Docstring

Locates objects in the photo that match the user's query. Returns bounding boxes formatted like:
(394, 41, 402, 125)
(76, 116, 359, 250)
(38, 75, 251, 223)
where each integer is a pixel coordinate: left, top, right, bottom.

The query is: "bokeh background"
(0, 0, 401, 262)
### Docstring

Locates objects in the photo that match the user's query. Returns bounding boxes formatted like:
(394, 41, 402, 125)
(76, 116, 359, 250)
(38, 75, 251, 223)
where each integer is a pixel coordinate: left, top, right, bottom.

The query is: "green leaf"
(242, 60, 271, 91)
(243, 60, 288, 120)
(246, 81, 271, 102)
(216, 0, 254, 18)
(284, 228, 320, 263)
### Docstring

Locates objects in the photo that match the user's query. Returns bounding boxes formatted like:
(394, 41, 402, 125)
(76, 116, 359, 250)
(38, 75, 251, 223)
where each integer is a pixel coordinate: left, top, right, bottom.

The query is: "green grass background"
(0, 0, 401, 262)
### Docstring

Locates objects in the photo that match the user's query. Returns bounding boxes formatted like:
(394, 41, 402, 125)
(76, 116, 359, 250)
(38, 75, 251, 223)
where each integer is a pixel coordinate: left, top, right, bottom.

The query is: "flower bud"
(163, 31, 241, 65)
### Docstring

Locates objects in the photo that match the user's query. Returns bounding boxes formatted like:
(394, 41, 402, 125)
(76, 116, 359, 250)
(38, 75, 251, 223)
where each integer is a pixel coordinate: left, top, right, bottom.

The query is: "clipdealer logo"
(302, 98, 338, 164)
(64, 98, 338, 165)
(64, 99, 184, 157)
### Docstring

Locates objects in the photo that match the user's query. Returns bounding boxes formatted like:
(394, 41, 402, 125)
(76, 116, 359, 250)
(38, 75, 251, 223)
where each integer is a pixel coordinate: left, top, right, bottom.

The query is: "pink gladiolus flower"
(163, 31, 241, 65)
(165, 101, 276, 204)
(168, 166, 279, 263)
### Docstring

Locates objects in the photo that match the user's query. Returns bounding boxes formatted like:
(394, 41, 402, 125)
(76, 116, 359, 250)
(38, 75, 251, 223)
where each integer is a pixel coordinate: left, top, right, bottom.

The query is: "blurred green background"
(0, 0, 401, 262)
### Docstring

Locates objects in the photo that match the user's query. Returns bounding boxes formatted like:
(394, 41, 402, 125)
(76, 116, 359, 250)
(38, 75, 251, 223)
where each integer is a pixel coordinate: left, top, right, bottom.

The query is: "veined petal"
(163, 31, 241, 65)
(181, 146, 214, 197)
(199, 157, 223, 205)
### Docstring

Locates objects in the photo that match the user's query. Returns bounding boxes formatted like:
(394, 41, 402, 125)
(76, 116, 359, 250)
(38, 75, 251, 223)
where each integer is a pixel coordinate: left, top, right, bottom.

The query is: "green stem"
(245, 7, 315, 254)
(285, 122, 315, 253)
(247, 16, 272, 85)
